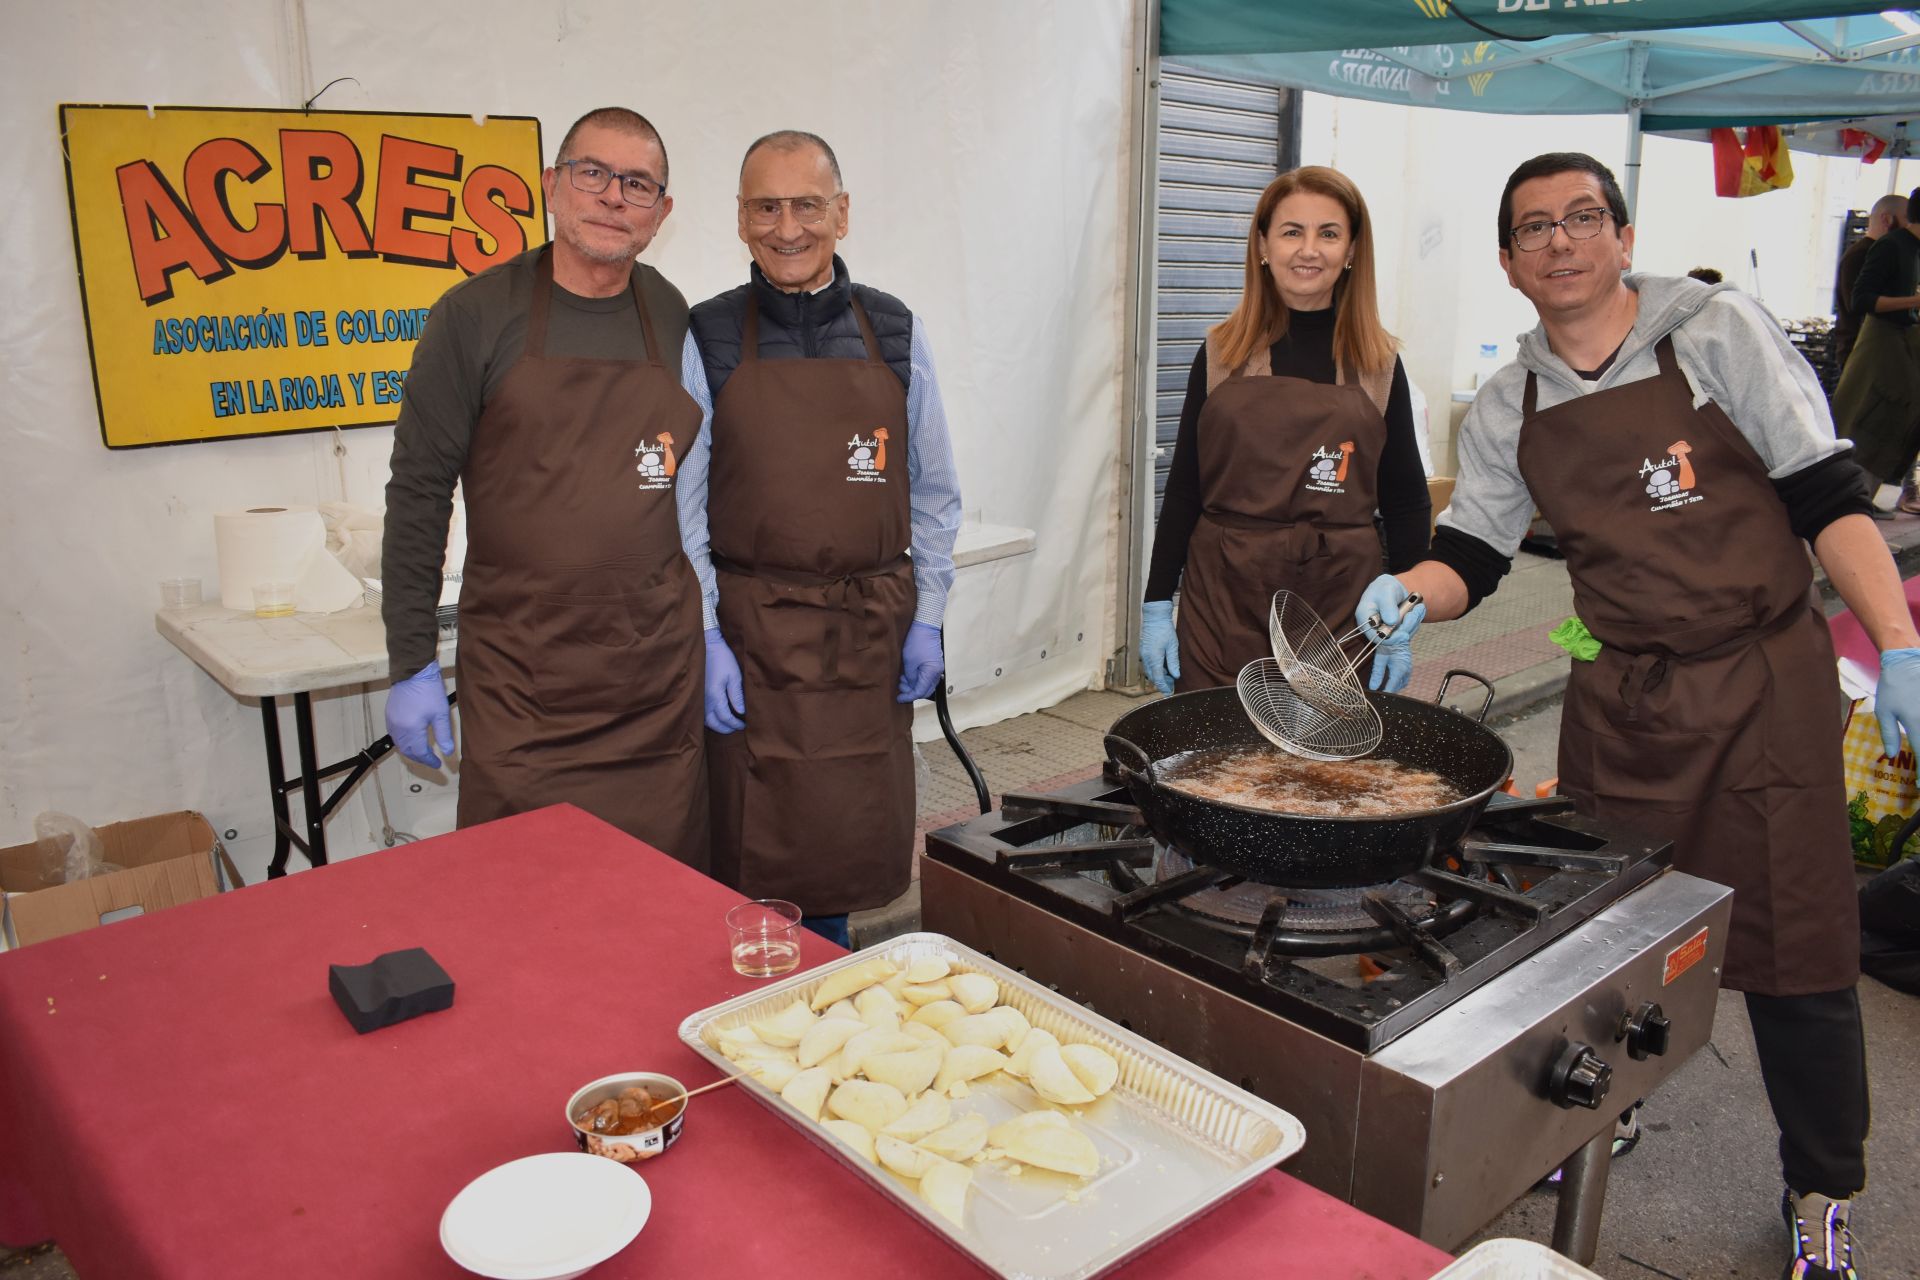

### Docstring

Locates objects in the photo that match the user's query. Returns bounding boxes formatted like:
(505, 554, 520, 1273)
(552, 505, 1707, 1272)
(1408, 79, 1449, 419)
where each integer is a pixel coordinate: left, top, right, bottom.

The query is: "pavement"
(8, 512, 1920, 1278)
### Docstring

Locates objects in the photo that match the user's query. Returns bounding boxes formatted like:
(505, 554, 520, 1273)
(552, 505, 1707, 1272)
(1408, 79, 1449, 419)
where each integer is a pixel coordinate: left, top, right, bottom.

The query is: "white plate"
(440, 1152, 651, 1280)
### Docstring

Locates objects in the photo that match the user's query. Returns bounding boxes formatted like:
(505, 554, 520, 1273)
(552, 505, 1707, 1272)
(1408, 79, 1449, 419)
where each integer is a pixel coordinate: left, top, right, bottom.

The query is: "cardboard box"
(0, 812, 238, 949)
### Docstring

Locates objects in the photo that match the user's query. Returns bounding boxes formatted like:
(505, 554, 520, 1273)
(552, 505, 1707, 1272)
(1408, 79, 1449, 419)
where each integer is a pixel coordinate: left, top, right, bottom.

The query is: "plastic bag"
(33, 812, 123, 887)
(1841, 698, 1920, 868)
(318, 501, 384, 581)
(1860, 847, 1920, 996)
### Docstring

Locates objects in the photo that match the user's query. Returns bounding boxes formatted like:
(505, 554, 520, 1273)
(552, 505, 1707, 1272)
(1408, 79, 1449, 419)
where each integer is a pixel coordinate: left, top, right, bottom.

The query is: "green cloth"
(1550, 618, 1602, 662)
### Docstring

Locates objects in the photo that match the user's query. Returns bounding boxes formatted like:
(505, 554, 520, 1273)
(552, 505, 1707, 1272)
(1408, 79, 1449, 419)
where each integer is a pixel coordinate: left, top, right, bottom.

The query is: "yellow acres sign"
(61, 105, 547, 448)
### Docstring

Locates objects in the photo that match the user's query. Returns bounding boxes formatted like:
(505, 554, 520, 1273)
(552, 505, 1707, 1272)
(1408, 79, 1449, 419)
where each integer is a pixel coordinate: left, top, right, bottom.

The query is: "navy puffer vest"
(690, 255, 913, 401)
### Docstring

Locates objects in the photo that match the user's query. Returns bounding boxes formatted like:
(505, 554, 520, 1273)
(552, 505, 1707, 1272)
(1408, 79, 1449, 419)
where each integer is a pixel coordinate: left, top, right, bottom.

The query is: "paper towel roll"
(214, 507, 365, 614)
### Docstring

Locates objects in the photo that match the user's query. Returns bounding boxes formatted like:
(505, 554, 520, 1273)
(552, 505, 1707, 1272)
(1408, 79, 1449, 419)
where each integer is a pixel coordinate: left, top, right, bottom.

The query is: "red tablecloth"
(0, 805, 1452, 1279)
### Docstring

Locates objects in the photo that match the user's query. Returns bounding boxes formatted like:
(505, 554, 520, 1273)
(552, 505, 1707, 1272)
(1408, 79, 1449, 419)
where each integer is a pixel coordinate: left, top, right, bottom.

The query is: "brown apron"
(705, 293, 916, 914)
(454, 249, 709, 870)
(1515, 336, 1857, 995)
(1174, 354, 1387, 691)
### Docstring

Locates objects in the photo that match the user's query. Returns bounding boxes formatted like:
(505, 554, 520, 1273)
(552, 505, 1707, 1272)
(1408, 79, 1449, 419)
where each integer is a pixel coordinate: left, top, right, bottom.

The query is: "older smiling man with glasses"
(1352, 151, 1919, 1280)
(380, 105, 715, 875)
(676, 129, 963, 948)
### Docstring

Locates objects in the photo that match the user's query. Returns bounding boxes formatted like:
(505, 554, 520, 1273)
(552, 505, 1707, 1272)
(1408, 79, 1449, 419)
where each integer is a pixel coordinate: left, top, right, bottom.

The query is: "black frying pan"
(1103, 671, 1513, 888)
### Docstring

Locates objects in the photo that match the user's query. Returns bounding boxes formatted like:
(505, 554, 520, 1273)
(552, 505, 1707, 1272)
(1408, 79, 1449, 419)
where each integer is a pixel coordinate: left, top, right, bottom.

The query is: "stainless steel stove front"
(921, 854, 1731, 1256)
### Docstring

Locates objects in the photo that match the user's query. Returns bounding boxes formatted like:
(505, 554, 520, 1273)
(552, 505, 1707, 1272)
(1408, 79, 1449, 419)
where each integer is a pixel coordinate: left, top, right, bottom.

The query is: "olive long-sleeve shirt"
(381, 247, 691, 681)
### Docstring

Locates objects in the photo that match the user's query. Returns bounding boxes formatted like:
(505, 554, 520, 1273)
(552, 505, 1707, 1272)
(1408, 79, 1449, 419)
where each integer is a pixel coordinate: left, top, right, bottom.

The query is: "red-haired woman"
(1141, 166, 1431, 694)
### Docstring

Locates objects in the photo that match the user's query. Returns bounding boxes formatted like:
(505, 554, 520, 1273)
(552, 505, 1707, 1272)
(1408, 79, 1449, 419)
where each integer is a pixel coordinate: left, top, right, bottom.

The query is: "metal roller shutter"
(1153, 68, 1292, 515)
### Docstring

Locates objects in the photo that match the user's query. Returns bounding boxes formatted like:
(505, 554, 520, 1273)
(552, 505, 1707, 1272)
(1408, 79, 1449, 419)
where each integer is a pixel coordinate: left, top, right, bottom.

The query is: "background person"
(1835, 187, 1920, 507)
(380, 107, 711, 869)
(1356, 151, 1920, 1280)
(1139, 166, 1430, 696)
(679, 130, 962, 947)
(1832, 193, 1909, 373)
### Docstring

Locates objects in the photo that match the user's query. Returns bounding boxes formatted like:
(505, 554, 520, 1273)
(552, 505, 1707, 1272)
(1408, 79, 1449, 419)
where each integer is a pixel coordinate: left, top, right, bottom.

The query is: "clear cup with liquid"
(252, 581, 295, 618)
(726, 899, 802, 978)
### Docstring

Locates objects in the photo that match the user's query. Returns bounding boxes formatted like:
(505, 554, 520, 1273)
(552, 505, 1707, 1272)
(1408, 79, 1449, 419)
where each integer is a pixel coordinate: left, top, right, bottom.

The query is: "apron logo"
(1303, 440, 1356, 494)
(1640, 439, 1702, 512)
(846, 428, 891, 484)
(634, 433, 677, 491)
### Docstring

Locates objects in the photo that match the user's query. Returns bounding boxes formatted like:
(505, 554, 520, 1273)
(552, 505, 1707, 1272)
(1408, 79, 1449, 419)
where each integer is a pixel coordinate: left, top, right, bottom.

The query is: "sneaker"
(1782, 1188, 1859, 1279)
(1535, 1106, 1641, 1189)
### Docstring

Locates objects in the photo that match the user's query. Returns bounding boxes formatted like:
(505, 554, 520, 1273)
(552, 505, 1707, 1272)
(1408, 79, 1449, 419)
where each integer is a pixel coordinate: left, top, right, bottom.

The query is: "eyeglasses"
(557, 160, 665, 209)
(741, 194, 843, 227)
(1509, 207, 1614, 252)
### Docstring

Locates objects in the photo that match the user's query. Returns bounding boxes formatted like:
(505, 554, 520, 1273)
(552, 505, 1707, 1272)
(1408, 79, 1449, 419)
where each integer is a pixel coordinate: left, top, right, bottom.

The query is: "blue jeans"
(803, 914, 850, 948)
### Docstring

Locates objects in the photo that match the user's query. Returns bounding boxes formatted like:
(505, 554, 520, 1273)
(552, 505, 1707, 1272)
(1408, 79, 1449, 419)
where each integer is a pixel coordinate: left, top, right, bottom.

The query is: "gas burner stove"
(919, 756, 1734, 1257)
(1141, 845, 1436, 934)
(925, 777, 1674, 1053)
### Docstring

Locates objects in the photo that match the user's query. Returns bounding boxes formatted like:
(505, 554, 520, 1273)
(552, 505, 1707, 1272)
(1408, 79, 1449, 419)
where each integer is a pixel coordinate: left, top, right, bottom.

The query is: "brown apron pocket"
(529, 563, 695, 715)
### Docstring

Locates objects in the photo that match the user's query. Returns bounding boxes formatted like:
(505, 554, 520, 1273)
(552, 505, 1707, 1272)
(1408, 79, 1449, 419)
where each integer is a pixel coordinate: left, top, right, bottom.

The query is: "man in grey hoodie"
(1354, 152, 1920, 1280)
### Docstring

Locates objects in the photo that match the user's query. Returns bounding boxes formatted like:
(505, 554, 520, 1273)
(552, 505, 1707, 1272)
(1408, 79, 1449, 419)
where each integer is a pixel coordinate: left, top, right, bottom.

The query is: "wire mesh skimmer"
(1236, 590, 1422, 761)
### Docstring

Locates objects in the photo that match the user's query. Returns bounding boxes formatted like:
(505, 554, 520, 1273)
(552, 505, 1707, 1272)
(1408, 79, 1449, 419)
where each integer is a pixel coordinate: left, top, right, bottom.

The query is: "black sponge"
(329, 947, 455, 1034)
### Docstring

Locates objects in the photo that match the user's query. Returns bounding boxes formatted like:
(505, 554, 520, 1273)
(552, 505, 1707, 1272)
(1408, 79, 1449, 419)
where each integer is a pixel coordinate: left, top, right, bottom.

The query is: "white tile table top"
(155, 603, 457, 699)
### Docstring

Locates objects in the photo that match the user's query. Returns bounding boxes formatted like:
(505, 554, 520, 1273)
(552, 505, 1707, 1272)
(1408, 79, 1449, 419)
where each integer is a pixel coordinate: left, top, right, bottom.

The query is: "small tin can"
(565, 1072, 687, 1163)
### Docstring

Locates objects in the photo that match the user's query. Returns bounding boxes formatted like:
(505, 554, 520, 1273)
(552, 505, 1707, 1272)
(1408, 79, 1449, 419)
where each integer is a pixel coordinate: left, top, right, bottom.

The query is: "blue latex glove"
(1140, 600, 1180, 695)
(898, 622, 945, 703)
(1353, 574, 1427, 694)
(386, 661, 454, 768)
(705, 627, 746, 733)
(1876, 648, 1920, 757)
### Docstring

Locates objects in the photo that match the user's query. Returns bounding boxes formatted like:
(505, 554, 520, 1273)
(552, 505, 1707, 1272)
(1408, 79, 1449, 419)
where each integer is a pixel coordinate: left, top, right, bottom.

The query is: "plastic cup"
(253, 581, 294, 618)
(160, 577, 202, 609)
(726, 899, 802, 978)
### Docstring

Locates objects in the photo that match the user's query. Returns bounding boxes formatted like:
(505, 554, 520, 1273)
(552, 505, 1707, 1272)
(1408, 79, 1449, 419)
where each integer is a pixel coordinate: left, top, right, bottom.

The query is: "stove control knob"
(1621, 1002, 1671, 1061)
(1549, 1041, 1612, 1110)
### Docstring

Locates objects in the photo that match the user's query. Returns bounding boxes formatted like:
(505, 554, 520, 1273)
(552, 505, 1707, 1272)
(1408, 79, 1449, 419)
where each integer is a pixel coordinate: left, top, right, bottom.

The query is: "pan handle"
(1103, 733, 1156, 787)
(1435, 669, 1497, 724)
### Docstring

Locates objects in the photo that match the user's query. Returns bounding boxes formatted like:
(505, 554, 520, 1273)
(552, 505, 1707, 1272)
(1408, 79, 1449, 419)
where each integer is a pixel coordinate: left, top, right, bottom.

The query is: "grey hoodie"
(1440, 273, 1848, 558)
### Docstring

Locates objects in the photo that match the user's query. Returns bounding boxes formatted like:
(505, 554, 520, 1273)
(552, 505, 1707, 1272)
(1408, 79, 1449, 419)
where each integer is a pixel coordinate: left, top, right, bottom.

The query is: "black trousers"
(1746, 986, 1870, 1198)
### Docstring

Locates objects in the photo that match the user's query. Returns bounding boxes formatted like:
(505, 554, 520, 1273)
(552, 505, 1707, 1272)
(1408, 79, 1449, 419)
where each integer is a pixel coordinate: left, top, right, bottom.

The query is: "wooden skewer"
(642, 1068, 755, 1119)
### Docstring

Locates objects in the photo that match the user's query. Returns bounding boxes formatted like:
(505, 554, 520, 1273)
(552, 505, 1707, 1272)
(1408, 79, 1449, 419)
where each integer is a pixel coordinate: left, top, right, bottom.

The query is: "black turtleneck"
(1144, 307, 1433, 602)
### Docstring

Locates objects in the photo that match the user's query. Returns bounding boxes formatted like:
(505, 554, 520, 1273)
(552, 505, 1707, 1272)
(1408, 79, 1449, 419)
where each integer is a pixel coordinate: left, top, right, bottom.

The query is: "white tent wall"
(1296, 92, 1902, 474)
(0, 0, 1134, 881)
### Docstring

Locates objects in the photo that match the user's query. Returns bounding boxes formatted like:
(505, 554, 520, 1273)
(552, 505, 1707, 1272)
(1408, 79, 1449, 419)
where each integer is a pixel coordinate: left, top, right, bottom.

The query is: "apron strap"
(1616, 600, 1806, 710)
(1335, 359, 1393, 417)
(1652, 334, 1681, 379)
(741, 293, 879, 364)
(630, 271, 663, 367)
(714, 554, 907, 684)
(741, 290, 882, 366)
(742, 291, 761, 365)
(528, 247, 657, 365)
(1204, 331, 1268, 395)
(1521, 336, 1684, 419)
(850, 295, 885, 365)
(528, 247, 555, 359)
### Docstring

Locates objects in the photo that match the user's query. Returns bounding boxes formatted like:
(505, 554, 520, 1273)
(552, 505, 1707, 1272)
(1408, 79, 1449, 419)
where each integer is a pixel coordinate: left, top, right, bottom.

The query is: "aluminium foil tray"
(678, 932, 1305, 1279)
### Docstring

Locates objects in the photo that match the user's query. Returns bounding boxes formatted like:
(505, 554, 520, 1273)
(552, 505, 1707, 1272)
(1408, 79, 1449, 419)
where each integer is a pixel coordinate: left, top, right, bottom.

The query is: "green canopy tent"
(1158, 3, 1920, 215)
